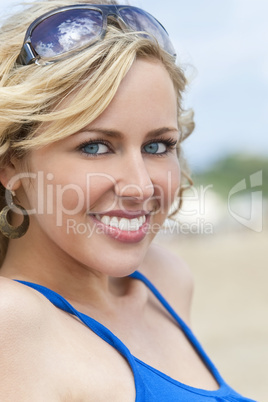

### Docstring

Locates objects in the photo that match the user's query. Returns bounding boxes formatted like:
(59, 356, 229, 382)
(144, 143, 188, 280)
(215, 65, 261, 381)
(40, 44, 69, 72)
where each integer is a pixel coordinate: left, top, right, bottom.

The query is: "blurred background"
(1, 0, 267, 400)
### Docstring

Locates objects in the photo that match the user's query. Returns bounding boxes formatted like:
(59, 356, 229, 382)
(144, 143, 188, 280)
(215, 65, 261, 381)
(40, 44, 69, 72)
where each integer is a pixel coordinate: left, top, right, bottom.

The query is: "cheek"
(20, 173, 87, 226)
(170, 159, 181, 194)
(40, 173, 117, 219)
(152, 159, 181, 212)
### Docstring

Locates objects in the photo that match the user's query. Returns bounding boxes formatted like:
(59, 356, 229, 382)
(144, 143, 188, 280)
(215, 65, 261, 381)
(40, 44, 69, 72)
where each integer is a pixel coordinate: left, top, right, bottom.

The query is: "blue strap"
(14, 272, 225, 390)
(14, 279, 147, 400)
(129, 270, 225, 385)
(13, 275, 257, 401)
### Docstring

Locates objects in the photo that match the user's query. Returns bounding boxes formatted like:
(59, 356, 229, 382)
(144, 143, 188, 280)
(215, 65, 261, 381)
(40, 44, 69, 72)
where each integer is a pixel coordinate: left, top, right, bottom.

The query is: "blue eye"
(144, 142, 167, 154)
(81, 142, 109, 155)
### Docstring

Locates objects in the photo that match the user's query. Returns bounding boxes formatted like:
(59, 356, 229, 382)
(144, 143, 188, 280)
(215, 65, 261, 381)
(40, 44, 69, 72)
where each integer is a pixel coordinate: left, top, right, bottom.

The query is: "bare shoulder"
(140, 243, 194, 324)
(0, 276, 46, 331)
(0, 277, 49, 397)
(0, 276, 49, 354)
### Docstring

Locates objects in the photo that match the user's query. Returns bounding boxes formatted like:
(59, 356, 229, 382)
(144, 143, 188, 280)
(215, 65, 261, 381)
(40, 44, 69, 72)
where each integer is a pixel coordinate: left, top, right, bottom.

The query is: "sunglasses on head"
(16, 4, 176, 66)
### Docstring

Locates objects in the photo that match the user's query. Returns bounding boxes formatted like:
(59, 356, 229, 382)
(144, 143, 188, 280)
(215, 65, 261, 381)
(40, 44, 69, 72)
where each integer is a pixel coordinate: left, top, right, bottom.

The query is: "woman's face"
(17, 59, 181, 276)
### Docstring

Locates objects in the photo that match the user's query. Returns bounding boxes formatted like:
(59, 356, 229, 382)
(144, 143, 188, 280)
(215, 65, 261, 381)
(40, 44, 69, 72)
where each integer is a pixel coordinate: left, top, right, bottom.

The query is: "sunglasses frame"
(17, 4, 176, 66)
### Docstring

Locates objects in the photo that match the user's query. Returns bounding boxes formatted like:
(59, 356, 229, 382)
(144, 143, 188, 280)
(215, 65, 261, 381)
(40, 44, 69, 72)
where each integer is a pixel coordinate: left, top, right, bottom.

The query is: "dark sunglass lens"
(31, 9, 103, 58)
(119, 8, 176, 57)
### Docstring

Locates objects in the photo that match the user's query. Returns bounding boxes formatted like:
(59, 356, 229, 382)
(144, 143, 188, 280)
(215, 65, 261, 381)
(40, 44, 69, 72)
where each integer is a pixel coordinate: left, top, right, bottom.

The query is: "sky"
(1, 0, 268, 171)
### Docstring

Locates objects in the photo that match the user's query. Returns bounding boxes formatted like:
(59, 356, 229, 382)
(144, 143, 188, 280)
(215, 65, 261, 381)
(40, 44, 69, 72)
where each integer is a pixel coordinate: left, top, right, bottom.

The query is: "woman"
(0, 1, 257, 401)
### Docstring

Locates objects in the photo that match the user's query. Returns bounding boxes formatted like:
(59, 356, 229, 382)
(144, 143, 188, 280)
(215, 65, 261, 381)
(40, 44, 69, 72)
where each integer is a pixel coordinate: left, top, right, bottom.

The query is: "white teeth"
(140, 216, 146, 225)
(101, 215, 111, 225)
(119, 218, 129, 231)
(96, 215, 146, 231)
(109, 217, 119, 228)
(128, 218, 139, 232)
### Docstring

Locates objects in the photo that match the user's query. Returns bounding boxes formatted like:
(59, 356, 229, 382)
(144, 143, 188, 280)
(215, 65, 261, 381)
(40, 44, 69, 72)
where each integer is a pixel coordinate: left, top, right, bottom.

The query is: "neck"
(0, 236, 134, 310)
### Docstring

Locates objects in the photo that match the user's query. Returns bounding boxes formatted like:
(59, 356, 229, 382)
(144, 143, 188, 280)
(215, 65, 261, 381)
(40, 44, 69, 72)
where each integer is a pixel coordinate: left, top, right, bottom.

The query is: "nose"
(115, 154, 154, 202)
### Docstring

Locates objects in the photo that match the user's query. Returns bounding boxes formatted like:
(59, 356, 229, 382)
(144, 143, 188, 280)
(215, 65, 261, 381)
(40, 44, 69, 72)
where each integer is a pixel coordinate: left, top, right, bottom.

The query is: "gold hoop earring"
(0, 190, 29, 239)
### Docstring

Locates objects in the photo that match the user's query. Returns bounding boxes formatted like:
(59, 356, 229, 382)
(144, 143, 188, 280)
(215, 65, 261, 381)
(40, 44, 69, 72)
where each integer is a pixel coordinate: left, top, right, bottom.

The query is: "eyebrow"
(79, 127, 179, 139)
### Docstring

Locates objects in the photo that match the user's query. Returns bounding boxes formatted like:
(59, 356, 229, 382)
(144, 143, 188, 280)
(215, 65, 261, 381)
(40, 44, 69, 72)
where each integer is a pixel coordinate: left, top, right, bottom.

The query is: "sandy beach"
(155, 229, 268, 402)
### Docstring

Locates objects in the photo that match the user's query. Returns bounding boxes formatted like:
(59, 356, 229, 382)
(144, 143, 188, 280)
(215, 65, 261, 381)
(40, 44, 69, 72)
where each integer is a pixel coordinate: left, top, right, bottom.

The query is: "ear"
(0, 161, 22, 191)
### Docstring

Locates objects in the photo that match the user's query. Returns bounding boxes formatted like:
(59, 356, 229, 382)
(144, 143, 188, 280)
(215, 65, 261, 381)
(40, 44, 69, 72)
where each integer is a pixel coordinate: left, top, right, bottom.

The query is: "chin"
(95, 249, 147, 278)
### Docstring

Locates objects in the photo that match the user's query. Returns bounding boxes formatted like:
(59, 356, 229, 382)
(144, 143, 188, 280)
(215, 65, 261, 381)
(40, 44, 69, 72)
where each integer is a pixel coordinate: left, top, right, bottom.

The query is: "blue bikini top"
(15, 271, 257, 402)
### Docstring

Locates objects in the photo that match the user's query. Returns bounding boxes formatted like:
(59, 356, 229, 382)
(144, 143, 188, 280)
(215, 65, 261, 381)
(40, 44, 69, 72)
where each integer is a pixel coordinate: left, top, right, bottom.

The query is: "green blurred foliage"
(192, 154, 268, 199)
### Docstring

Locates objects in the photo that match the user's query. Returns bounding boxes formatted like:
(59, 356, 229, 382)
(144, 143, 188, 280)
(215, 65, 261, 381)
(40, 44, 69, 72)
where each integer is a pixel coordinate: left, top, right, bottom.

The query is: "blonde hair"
(0, 0, 194, 259)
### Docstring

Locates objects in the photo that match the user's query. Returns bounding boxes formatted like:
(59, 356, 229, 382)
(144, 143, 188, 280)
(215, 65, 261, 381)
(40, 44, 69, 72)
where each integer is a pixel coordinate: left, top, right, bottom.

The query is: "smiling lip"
(89, 210, 151, 243)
